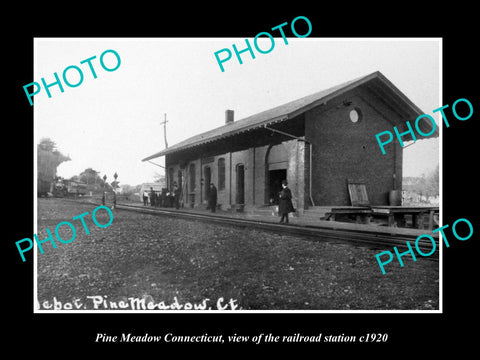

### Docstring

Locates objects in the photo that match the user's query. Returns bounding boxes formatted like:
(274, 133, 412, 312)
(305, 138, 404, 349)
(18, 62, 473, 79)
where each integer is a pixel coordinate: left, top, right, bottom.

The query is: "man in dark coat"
(149, 187, 156, 207)
(173, 184, 181, 209)
(161, 188, 167, 207)
(208, 183, 217, 213)
(278, 180, 294, 223)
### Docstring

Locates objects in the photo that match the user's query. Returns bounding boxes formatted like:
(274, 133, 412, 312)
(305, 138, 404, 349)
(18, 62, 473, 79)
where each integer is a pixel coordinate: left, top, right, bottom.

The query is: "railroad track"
(114, 203, 439, 261)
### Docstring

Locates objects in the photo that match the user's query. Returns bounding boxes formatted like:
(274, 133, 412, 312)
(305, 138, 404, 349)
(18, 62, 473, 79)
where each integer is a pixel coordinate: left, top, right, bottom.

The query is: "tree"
(418, 166, 439, 199)
(37, 138, 70, 195)
(38, 138, 57, 152)
(402, 165, 439, 205)
(153, 172, 166, 186)
(79, 168, 101, 185)
(121, 184, 135, 195)
(425, 165, 439, 197)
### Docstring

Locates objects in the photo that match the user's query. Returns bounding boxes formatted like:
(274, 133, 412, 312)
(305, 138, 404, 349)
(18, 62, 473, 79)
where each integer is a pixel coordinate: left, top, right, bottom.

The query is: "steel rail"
(115, 203, 439, 261)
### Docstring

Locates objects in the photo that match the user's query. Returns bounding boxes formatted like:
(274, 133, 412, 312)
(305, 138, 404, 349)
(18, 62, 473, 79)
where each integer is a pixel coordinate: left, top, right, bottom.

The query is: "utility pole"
(159, 113, 168, 189)
(160, 113, 168, 148)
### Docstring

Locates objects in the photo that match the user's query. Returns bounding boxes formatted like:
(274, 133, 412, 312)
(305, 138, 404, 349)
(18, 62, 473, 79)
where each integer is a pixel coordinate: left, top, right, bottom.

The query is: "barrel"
(389, 190, 402, 206)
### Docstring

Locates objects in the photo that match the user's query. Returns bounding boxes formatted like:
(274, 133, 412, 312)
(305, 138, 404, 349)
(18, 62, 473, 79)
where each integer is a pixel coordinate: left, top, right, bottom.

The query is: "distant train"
(38, 178, 88, 197)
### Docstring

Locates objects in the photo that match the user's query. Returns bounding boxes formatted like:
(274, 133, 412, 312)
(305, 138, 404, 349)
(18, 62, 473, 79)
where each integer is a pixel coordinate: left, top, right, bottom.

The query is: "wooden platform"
(166, 201, 439, 232)
(304, 205, 439, 230)
(115, 201, 440, 239)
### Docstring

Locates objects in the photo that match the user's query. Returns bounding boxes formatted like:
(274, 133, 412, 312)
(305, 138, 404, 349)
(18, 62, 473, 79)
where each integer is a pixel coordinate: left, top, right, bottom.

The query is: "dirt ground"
(36, 198, 439, 311)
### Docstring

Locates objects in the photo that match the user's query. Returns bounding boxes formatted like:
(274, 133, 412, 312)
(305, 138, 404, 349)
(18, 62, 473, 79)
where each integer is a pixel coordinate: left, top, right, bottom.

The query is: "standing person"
(208, 183, 217, 213)
(149, 187, 156, 207)
(143, 190, 148, 206)
(161, 188, 167, 207)
(173, 184, 181, 209)
(167, 191, 174, 207)
(278, 180, 294, 223)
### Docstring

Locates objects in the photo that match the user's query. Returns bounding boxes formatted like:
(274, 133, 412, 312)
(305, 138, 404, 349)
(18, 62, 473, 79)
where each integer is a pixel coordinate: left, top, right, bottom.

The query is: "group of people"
(141, 183, 218, 213)
(143, 185, 181, 209)
(139, 180, 294, 222)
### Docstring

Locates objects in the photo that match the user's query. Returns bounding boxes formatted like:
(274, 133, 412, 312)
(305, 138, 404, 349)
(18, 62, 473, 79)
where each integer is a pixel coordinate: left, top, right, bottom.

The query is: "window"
(189, 163, 195, 192)
(349, 107, 362, 123)
(236, 164, 245, 204)
(218, 158, 225, 190)
(178, 170, 183, 192)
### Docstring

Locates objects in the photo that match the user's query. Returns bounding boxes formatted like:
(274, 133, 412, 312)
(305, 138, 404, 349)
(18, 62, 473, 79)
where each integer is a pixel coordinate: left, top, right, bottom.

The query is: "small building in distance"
(142, 71, 438, 213)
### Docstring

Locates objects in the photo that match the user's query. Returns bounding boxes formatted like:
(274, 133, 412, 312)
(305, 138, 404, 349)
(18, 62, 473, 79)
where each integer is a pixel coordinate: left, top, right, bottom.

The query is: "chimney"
(225, 109, 234, 124)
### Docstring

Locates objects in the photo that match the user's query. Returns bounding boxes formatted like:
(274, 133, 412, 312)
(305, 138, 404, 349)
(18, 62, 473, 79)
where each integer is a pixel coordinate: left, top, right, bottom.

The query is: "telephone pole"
(160, 113, 168, 148)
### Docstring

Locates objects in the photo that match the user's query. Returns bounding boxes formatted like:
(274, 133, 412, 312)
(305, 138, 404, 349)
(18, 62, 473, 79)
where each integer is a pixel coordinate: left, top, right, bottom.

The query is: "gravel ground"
(36, 198, 439, 311)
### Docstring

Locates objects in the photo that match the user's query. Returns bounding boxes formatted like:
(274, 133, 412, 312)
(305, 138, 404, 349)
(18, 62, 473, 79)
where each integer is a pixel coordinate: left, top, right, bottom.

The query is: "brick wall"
(166, 139, 307, 211)
(305, 89, 403, 206)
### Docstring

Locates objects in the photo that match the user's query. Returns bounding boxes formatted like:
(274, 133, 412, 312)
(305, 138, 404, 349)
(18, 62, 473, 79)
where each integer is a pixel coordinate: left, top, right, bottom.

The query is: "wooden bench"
(321, 180, 440, 229)
(370, 206, 439, 230)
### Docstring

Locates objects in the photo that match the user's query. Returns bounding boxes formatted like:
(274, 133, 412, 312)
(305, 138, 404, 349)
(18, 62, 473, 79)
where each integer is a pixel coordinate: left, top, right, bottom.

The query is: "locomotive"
(38, 177, 87, 197)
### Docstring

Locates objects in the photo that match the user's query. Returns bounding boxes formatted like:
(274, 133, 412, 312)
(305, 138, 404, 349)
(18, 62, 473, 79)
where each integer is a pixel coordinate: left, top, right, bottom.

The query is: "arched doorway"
(266, 143, 288, 205)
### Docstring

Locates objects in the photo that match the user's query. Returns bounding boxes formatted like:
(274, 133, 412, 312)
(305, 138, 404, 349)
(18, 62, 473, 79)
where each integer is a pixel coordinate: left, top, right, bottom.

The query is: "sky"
(34, 38, 441, 186)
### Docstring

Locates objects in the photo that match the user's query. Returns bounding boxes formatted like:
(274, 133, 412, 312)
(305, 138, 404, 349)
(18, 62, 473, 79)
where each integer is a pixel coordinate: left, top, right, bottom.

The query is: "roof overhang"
(142, 114, 289, 161)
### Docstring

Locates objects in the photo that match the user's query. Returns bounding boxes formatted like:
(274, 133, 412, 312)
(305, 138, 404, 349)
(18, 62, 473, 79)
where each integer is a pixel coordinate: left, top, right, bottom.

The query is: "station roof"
(142, 71, 438, 161)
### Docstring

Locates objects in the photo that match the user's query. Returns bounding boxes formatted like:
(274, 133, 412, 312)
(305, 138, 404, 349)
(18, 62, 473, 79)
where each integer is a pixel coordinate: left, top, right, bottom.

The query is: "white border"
(33, 37, 443, 314)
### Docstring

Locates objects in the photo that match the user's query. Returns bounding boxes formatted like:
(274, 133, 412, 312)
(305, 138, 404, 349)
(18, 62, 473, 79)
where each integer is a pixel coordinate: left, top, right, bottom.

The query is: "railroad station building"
(142, 71, 438, 214)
